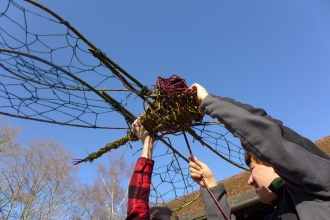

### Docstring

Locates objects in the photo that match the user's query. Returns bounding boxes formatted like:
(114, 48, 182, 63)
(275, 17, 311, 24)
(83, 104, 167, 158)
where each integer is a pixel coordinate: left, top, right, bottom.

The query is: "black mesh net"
(0, 0, 248, 211)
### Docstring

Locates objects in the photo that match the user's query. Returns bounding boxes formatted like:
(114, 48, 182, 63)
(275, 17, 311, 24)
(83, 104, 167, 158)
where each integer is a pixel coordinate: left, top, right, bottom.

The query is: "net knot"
(112, 100, 121, 109)
(93, 48, 103, 57)
(138, 85, 149, 96)
(60, 20, 69, 24)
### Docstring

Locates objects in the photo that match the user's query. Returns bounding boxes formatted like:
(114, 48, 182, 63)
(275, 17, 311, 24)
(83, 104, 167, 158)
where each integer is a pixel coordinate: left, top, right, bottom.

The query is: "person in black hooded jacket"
(189, 83, 330, 220)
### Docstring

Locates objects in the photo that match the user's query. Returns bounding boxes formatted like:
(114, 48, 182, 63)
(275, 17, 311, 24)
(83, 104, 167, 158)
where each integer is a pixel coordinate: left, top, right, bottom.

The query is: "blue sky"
(2, 0, 330, 200)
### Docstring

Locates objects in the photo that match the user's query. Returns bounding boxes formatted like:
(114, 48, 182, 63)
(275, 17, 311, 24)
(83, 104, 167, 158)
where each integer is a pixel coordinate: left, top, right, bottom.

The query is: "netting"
(73, 75, 204, 165)
(0, 0, 248, 210)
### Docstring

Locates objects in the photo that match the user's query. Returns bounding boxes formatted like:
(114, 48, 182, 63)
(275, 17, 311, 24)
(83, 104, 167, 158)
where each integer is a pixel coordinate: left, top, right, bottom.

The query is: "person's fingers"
(193, 157, 206, 169)
(131, 118, 140, 136)
(188, 155, 199, 162)
(190, 172, 202, 180)
(189, 83, 208, 103)
(131, 119, 138, 128)
(131, 127, 137, 136)
(190, 167, 202, 176)
(189, 161, 201, 171)
(189, 157, 208, 176)
(189, 164, 201, 173)
(190, 83, 198, 89)
(190, 83, 202, 91)
(136, 117, 142, 125)
(190, 173, 202, 179)
(190, 169, 202, 179)
(131, 122, 136, 131)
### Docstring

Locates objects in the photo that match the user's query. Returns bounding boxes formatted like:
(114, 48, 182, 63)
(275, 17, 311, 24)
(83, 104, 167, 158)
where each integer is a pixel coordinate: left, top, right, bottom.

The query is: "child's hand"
(131, 117, 154, 159)
(131, 117, 154, 145)
(189, 156, 217, 188)
(190, 83, 209, 104)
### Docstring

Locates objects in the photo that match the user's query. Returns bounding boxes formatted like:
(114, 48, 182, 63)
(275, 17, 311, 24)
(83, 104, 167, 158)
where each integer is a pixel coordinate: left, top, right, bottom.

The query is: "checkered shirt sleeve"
(126, 157, 154, 220)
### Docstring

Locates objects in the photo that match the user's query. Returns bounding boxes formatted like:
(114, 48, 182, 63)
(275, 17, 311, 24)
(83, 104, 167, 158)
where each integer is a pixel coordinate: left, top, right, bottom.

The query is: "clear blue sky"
(2, 0, 330, 200)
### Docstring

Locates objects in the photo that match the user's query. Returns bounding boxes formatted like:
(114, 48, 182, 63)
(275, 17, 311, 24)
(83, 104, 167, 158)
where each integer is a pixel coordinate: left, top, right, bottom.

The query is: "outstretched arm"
(126, 117, 155, 220)
(191, 83, 330, 198)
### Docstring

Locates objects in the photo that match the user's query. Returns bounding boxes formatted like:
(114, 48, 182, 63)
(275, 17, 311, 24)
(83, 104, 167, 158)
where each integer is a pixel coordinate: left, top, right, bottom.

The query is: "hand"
(131, 117, 154, 144)
(189, 156, 217, 188)
(190, 83, 209, 104)
(131, 117, 154, 159)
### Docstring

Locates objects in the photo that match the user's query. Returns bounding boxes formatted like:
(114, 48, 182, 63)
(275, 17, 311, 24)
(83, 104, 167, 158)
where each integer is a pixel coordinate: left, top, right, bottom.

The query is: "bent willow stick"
(0, 0, 249, 213)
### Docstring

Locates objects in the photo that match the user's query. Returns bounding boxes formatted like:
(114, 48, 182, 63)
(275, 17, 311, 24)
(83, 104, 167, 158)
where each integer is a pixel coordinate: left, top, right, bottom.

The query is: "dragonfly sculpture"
(0, 0, 248, 211)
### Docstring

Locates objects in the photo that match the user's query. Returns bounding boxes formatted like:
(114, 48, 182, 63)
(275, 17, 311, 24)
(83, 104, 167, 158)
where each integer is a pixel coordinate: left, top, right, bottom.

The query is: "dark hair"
(149, 206, 179, 220)
(244, 151, 270, 167)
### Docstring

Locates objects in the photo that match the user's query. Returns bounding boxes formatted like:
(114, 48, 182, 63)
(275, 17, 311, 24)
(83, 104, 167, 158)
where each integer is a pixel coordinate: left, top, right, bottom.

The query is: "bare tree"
(0, 137, 80, 220)
(0, 118, 20, 159)
(0, 118, 135, 220)
(76, 151, 134, 220)
(74, 184, 98, 220)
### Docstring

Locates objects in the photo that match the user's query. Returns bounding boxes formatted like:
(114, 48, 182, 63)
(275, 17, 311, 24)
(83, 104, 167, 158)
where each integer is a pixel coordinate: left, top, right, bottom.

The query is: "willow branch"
(0, 111, 126, 129)
(101, 91, 136, 123)
(0, 49, 113, 108)
(25, 0, 147, 91)
(0, 63, 128, 92)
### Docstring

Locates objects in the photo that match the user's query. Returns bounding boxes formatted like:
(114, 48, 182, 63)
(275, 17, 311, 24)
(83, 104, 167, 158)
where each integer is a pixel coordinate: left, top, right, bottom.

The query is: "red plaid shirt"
(126, 157, 154, 220)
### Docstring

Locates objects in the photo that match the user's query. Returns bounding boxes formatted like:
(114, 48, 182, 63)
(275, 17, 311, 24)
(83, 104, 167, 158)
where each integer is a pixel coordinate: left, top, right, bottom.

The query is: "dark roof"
(174, 135, 330, 219)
